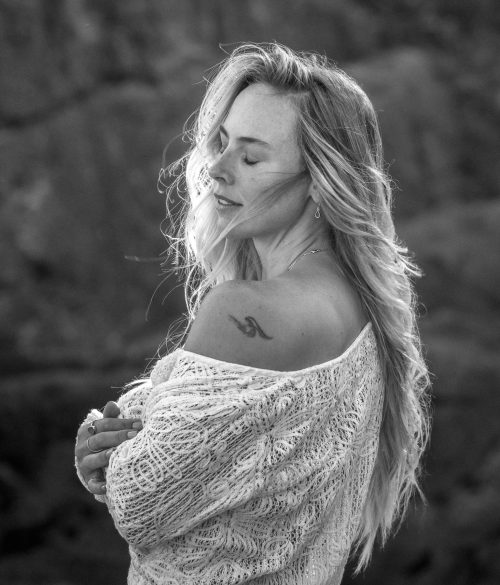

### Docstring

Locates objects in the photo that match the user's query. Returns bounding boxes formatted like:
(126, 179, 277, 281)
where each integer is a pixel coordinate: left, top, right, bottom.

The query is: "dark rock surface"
(1, 1, 499, 584)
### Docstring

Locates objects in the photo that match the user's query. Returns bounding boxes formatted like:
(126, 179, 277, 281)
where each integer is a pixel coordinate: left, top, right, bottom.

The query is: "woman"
(75, 43, 430, 584)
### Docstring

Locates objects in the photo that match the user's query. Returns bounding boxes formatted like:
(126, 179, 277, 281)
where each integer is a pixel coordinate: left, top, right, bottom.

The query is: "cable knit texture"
(76, 322, 384, 585)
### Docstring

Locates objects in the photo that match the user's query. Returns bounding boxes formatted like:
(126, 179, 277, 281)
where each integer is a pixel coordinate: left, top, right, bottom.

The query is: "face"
(208, 82, 311, 240)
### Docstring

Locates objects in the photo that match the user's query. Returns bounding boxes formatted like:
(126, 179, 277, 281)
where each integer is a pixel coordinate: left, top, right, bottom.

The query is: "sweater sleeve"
(102, 359, 371, 549)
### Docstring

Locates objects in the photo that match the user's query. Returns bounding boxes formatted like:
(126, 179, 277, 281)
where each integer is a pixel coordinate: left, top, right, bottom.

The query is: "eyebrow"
(219, 125, 272, 149)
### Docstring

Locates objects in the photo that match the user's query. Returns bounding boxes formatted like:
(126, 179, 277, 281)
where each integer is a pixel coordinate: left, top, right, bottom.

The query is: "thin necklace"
(286, 248, 328, 272)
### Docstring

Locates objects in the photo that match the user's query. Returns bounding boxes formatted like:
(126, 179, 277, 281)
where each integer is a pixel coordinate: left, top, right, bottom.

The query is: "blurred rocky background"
(0, 1, 499, 583)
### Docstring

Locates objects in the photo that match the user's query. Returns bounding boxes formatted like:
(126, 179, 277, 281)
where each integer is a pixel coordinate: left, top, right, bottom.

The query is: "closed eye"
(214, 132, 258, 165)
(243, 155, 258, 166)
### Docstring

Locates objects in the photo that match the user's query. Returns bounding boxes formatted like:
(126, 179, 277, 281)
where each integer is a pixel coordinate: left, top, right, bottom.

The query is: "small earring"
(314, 205, 321, 219)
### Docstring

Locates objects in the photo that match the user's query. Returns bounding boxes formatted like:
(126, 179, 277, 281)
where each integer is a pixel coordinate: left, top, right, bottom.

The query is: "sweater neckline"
(178, 321, 374, 376)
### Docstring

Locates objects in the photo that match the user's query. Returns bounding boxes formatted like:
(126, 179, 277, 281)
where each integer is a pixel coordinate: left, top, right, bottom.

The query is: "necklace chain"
(286, 248, 327, 272)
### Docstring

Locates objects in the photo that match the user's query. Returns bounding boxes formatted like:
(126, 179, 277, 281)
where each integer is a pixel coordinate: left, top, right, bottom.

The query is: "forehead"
(224, 83, 299, 146)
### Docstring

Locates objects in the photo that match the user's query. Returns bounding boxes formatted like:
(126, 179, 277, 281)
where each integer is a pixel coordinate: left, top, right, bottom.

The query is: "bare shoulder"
(184, 279, 287, 370)
(183, 275, 367, 371)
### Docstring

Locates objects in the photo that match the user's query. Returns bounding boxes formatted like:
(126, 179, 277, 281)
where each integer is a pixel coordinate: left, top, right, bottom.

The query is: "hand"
(75, 401, 143, 495)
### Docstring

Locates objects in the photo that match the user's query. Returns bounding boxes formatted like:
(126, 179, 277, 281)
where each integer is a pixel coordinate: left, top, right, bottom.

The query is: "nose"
(208, 153, 234, 185)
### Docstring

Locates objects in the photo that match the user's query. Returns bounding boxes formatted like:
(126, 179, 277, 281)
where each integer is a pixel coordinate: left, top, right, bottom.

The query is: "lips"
(214, 193, 243, 207)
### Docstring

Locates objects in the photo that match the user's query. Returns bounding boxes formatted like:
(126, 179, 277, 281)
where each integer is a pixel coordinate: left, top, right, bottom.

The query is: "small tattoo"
(228, 315, 273, 339)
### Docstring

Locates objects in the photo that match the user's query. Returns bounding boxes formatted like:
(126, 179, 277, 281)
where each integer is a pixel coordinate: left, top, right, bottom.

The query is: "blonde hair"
(160, 42, 431, 574)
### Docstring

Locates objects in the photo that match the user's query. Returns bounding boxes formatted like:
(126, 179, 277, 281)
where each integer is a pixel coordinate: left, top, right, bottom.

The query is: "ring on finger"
(86, 437, 102, 454)
(87, 421, 98, 435)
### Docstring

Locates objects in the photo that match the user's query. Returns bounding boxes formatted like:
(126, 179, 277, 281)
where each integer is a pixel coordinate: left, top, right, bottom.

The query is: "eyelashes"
(213, 136, 258, 166)
(214, 132, 227, 154)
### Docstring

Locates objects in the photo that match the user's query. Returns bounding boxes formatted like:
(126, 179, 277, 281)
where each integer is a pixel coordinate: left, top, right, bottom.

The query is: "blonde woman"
(75, 43, 430, 584)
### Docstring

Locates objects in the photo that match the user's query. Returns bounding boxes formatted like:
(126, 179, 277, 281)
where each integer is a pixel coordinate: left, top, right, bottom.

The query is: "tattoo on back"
(228, 315, 273, 340)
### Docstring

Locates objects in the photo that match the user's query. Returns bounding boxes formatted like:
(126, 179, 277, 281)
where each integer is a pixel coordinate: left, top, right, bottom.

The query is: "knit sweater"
(77, 322, 384, 585)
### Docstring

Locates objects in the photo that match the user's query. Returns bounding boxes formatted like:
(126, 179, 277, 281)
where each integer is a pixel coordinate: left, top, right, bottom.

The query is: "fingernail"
(127, 431, 138, 438)
(132, 422, 142, 429)
(101, 484, 107, 492)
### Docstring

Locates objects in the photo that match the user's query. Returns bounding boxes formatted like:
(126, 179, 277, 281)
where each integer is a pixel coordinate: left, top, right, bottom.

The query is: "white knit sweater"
(77, 322, 384, 585)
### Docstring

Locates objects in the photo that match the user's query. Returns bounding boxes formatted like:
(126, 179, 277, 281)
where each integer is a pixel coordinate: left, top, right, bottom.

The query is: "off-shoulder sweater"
(76, 322, 384, 585)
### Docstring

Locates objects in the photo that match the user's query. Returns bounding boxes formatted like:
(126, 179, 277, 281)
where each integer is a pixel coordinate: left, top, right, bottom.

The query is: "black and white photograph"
(1, 2, 499, 584)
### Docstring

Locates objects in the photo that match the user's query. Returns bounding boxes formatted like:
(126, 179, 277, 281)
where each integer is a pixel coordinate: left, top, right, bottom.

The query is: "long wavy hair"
(159, 42, 431, 574)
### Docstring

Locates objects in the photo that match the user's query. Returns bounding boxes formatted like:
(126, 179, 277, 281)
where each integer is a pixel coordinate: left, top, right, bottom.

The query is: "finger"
(94, 418, 143, 433)
(85, 467, 105, 483)
(77, 449, 113, 479)
(102, 401, 120, 418)
(76, 407, 105, 439)
(77, 417, 141, 443)
(84, 429, 139, 453)
(87, 476, 107, 495)
(75, 427, 140, 462)
(77, 419, 100, 439)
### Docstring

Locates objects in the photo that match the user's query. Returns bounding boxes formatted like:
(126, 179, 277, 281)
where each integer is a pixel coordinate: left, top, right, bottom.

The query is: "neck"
(253, 223, 332, 280)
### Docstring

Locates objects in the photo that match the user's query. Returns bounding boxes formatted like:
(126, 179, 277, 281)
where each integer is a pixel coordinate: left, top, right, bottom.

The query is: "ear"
(308, 181, 320, 205)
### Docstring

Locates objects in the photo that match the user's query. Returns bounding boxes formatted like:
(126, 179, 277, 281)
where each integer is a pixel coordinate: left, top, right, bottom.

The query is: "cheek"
(272, 192, 309, 222)
(240, 168, 303, 202)
(233, 189, 308, 238)
(239, 173, 272, 201)
(240, 196, 297, 228)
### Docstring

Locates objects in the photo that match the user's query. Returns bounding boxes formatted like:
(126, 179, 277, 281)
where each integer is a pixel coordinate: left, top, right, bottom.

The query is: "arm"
(104, 374, 308, 546)
(103, 360, 381, 550)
